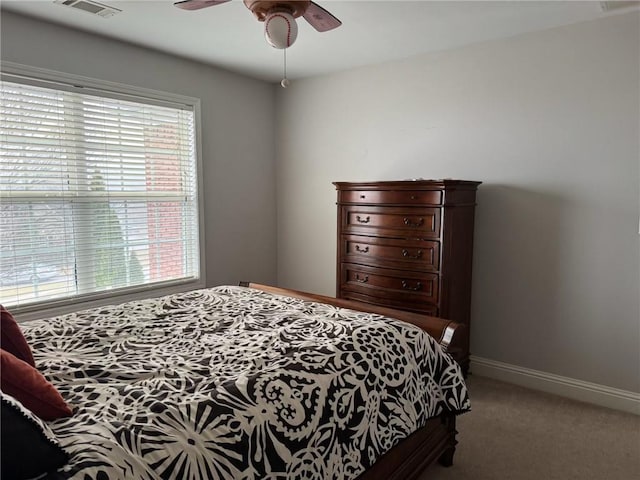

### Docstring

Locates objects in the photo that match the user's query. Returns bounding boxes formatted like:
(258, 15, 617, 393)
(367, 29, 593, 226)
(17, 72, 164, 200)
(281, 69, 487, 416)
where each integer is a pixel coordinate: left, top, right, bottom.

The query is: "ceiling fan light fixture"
(264, 11, 298, 49)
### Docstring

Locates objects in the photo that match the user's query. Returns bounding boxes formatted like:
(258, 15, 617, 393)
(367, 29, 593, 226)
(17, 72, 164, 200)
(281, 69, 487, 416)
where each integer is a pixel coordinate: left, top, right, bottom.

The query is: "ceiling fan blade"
(303, 1, 342, 32)
(174, 0, 231, 11)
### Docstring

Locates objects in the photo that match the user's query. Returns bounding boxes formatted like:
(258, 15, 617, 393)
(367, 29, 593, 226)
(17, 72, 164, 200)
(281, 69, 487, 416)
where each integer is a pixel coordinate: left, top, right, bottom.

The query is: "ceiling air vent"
(54, 0, 121, 18)
(600, 1, 640, 11)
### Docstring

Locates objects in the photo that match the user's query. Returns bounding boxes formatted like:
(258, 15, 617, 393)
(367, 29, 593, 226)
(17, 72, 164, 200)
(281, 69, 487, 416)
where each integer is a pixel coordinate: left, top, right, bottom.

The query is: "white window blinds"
(0, 77, 200, 308)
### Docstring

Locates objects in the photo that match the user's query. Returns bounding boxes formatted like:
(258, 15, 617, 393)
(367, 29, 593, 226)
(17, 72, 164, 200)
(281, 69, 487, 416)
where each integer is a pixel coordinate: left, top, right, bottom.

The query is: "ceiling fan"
(174, 0, 342, 49)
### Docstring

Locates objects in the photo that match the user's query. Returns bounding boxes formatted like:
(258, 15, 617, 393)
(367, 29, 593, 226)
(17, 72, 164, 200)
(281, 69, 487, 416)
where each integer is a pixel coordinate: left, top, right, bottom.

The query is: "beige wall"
(275, 12, 640, 392)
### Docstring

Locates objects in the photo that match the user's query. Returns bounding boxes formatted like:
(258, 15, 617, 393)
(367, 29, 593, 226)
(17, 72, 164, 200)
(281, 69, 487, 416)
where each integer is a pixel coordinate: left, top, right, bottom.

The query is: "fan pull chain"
(281, 48, 290, 88)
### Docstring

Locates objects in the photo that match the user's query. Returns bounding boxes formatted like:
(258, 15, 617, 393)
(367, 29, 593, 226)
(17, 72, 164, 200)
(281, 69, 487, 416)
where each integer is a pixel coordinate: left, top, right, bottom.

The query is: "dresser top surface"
(333, 180, 481, 190)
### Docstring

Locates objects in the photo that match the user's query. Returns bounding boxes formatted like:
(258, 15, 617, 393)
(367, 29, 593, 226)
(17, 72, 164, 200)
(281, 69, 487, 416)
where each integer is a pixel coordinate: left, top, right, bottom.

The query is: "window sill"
(11, 278, 207, 323)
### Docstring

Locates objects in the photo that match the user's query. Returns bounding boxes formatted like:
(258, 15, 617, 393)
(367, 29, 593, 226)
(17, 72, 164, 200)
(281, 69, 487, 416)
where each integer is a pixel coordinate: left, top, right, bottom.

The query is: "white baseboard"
(470, 356, 640, 416)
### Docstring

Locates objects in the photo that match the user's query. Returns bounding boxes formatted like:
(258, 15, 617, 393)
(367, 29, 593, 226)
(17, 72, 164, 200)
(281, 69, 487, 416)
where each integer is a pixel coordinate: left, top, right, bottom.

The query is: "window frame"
(1, 62, 206, 321)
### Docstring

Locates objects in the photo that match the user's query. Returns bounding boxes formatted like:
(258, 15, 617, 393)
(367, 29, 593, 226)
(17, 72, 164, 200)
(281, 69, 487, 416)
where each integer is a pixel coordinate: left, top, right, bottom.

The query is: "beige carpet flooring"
(420, 375, 640, 480)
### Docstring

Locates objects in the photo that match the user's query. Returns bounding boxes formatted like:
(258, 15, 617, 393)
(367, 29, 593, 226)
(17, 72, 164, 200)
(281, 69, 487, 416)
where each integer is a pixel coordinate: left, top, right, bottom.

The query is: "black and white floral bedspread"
(23, 285, 470, 480)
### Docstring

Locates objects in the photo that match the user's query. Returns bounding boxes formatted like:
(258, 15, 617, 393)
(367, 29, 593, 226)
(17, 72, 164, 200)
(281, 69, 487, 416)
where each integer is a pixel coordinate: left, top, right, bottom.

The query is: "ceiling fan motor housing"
(243, 0, 311, 21)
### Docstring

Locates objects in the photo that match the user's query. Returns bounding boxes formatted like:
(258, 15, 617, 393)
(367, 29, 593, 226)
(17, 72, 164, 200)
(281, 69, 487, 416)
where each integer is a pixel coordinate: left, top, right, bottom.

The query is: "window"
(0, 72, 201, 309)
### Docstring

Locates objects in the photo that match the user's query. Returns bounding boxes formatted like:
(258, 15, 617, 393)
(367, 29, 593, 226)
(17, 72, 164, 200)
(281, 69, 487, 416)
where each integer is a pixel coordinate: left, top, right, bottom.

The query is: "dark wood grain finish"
(342, 205, 441, 238)
(339, 189, 443, 206)
(340, 290, 440, 316)
(334, 179, 481, 374)
(341, 234, 440, 270)
(341, 263, 439, 304)
(357, 414, 458, 480)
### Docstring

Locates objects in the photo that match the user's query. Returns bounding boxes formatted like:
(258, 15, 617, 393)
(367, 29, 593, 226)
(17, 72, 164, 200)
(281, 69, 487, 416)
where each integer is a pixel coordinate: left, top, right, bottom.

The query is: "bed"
(1, 283, 470, 480)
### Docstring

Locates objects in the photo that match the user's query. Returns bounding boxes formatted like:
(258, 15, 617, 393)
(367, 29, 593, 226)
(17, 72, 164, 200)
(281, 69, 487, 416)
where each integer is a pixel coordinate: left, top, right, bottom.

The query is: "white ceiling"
(1, 1, 637, 83)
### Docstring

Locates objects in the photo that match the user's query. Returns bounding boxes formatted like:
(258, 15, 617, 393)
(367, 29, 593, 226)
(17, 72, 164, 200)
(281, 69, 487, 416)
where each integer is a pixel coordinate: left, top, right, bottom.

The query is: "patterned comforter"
(23, 285, 470, 480)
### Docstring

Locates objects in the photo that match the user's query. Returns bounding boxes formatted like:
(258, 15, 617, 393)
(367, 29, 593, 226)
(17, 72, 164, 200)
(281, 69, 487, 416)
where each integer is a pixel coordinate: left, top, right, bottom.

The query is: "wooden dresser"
(334, 180, 481, 373)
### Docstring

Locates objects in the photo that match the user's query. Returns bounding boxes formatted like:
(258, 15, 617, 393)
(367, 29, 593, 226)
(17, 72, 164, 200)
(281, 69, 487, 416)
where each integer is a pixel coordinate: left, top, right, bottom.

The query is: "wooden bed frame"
(240, 282, 467, 480)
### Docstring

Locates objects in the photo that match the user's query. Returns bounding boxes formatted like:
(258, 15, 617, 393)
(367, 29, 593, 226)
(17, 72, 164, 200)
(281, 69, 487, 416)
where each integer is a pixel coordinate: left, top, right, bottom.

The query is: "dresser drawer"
(335, 180, 481, 376)
(341, 234, 440, 271)
(338, 189, 443, 206)
(340, 263, 439, 304)
(341, 206, 441, 238)
(340, 291, 439, 316)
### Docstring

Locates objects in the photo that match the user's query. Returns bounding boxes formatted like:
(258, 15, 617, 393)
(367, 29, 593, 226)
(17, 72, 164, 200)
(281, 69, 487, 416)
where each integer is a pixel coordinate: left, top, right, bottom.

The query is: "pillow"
(1, 391, 69, 480)
(0, 305, 35, 367)
(0, 349, 72, 420)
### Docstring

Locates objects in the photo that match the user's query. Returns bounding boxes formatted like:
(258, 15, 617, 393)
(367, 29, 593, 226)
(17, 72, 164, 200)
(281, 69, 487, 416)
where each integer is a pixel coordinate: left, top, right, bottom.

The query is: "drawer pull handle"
(356, 215, 371, 224)
(355, 245, 370, 253)
(360, 194, 366, 199)
(403, 217, 424, 227)
(401, 280, 422, 291)
(410, 195, 417, 200)
(355, 274, 369, 283)
(402, 249, 423, 259)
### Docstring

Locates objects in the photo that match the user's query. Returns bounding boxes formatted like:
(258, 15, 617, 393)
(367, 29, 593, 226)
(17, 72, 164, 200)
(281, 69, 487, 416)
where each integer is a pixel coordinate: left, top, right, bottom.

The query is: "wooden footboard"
(240, 282, 467, 367)
(357, 413, 457, 480)
(240, 282, 463, 480)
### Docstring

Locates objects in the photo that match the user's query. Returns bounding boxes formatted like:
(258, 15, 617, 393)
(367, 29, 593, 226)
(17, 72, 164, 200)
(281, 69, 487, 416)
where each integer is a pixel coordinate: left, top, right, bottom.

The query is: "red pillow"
(1, 305, 35, 367)
(0, 349, 72, 421)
